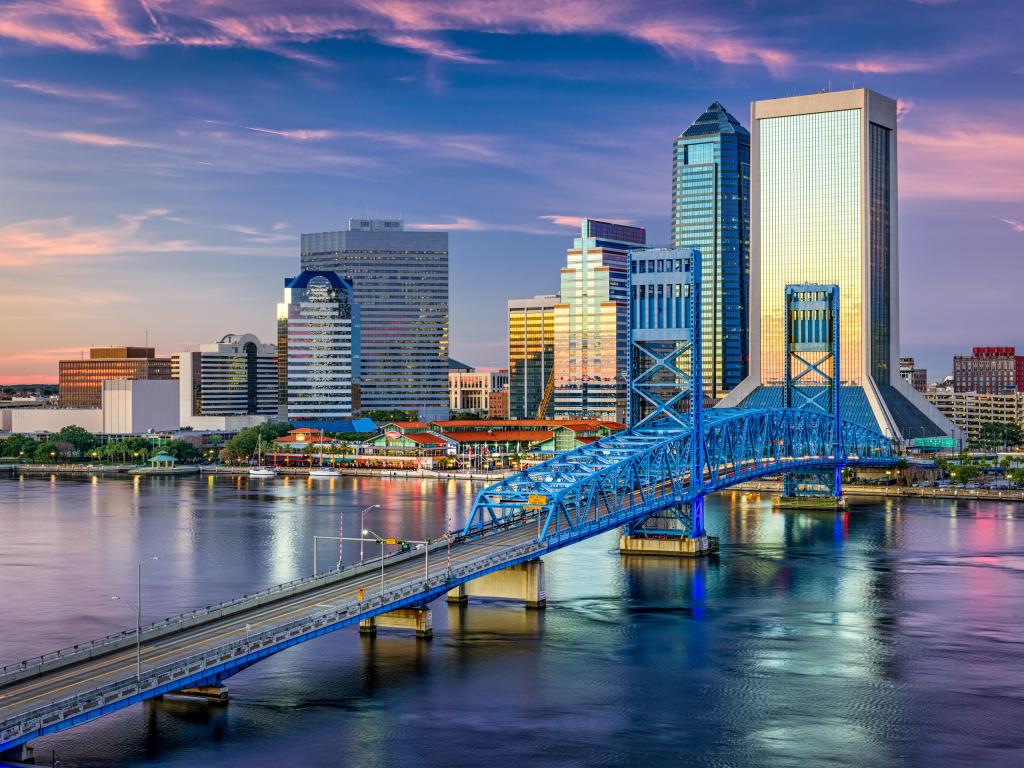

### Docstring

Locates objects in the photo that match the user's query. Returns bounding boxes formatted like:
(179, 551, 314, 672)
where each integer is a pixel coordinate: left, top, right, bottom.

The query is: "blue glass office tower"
(672, 102, 750, 400)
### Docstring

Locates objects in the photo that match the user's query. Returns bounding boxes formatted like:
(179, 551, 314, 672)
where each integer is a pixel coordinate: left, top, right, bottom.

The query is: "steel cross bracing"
(463, 406, 896, 544)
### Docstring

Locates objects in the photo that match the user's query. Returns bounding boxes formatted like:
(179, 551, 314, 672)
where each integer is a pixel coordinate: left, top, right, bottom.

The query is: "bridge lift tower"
(777, 284, 845, 509)
(620, 246, 712, 555)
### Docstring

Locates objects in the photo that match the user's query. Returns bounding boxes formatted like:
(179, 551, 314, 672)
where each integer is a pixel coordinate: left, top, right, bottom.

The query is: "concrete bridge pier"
(0, 742, 34, 763)
(171, 684, 230, 701)
(619, 501, 714, 557)
(447, 559, 546, 608)
(359, 606, 433, 638)
(776, 467, 846, 510)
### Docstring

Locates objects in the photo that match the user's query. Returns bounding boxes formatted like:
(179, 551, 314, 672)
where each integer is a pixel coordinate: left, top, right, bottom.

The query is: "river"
(2, 474, 1023, 767)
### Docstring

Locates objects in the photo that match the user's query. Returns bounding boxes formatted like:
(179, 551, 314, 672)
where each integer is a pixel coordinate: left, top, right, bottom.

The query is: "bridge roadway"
(0, 519, 543, 749)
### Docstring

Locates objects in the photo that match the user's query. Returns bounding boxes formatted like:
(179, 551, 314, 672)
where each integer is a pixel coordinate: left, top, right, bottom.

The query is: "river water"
(1, 474, 1023, 767)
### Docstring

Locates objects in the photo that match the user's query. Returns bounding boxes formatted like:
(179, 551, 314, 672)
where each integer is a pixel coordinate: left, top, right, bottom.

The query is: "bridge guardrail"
(0, 538, 544, 748)
(0, 537, 457, 688)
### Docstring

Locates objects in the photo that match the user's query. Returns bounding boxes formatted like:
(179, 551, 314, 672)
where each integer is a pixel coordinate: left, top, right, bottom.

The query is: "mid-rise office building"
(301, 219, 449, 420)
(672, 102, 750, 399)
(953, 347, 1024, 394)
(899, 357, 928, 393)
(925, 388, 1024, 444)
(507, 294, 558, 419)
(720, 88, 957, 441)
(448, 364, 509, 414)
(554, 220, 646, 422)
(173, 333, 278, 430)
(277, 271, 360, 424)
(59, 347, 172, 408)
(488, 388, 509, 419)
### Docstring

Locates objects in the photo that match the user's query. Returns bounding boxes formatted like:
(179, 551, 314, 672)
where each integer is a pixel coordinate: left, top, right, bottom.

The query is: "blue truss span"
(464, 407, 896, 541)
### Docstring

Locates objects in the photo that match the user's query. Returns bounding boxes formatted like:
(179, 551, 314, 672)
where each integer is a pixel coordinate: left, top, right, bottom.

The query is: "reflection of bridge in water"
(0, 252, 897, 755)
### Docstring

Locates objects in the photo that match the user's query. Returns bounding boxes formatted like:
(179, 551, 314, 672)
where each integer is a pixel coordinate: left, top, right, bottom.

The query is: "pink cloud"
(901, 117, 1024, 202)
(50, 131, 153, 148)
(0, 1, 801, 74)
(539, 214, 635, 229)
(1000, 218, 1024, 233)
(0, 210, 285, 267)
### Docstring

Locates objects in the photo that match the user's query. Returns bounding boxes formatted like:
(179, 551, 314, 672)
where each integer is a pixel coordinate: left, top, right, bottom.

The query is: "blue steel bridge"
(0, 253, 897, 754)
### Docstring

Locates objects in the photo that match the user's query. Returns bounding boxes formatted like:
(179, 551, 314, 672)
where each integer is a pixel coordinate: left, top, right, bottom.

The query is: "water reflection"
(2, 477, 1024, 767)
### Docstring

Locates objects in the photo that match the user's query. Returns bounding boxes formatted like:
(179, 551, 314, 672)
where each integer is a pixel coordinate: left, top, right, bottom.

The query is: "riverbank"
(734, 480, 1024, 503)
(6, 463, 513, 482)
(199, 465, 513, 482)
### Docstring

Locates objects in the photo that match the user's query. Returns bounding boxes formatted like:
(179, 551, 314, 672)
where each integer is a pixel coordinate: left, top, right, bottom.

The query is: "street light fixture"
(112, 555, 159, 682)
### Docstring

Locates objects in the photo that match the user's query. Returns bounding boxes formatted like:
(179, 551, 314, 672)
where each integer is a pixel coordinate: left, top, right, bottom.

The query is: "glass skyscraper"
(720, 88, 957, 440)
(301, 219, 449, 421)
(277, 271, 360, 423)
(554, 219, 646, 422)
(672, 102, 750, 399)
(507, 294, 558, 419)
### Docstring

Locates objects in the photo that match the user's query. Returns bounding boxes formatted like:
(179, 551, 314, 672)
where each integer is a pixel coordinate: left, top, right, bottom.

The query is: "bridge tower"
(778, 284, 845, 508)
(620, 247, 711, 555)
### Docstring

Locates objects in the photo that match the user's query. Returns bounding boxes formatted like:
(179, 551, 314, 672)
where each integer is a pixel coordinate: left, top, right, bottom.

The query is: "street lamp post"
(359, 504, 381, 562)
(363, 529, 386, 598)
(112, 555, 158, 682)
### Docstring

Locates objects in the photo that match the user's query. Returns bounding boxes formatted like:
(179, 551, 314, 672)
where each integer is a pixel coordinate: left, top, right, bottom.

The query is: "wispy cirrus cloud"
(825, 47, 979, 75)
(46, 130, 155, 148)
(0, 1, 799, 74)
(2, 78, 135, 107)
(1000, 218, 1024, 233)
(0, 209, 288, 267)
(244, 126, 338, 141)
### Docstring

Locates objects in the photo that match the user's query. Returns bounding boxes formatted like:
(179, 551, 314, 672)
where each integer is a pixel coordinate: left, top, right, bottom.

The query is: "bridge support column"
(446, 559, 546, 609)
(619, 502, 715, 557)
(776, 470, 846, 510)
(172, 684, 229, 701)
(359, 606, 433, 638)
(0, 742, 34, 763)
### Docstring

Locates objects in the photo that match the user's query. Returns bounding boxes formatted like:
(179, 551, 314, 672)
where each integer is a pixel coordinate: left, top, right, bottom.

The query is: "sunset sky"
(1, 0, 1021, 383)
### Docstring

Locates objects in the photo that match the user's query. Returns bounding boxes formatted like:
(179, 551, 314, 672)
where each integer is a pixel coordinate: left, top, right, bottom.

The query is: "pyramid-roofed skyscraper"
(672, 101, 750, 400)
(718, 88, 958, 441)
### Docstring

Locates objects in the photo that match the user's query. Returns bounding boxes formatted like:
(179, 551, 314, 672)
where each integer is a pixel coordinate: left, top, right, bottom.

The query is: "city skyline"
(1, 1, 1022, 383)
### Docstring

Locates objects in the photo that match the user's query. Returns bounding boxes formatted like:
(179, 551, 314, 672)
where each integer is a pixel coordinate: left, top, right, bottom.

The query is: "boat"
(308, 429, 341, 478)
(249, 436, 278, 478)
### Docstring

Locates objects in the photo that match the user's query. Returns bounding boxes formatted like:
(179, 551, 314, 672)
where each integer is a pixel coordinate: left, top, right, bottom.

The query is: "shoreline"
(5, 465, 1024, 502)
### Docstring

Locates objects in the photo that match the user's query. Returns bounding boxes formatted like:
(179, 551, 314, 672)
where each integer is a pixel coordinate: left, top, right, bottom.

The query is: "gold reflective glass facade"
(759, 108, 862, 385)
(508, 295, 557, 419)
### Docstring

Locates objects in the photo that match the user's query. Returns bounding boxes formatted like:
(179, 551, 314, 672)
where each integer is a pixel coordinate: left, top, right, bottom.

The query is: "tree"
(363, 410, 415, 423)
(53, 425, 97, 456)
(0, 434, 38, 458)
(163, 439, 201, 463)
(979, 422, 1024, 451)
(224, 421, 292, 462)
(33, 441, 59, 463)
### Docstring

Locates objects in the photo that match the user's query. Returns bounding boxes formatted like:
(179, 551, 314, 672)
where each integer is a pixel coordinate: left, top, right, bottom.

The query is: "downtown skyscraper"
(720, 88, 957, 440)
(301, 219, 449, 421)
(277, 271, 360, 424)
(554, 219, 646, 422)
(672, 102, 750, 400)
(507, 293, 558, 419)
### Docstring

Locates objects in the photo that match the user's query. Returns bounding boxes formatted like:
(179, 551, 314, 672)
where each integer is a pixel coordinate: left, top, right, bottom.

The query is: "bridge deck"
(0, 522, 541, 750)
